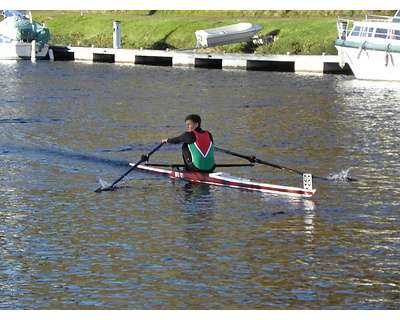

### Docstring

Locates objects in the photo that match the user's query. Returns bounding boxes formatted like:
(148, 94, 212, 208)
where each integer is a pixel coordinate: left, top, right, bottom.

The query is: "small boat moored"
(134, 163, 316, 198)
(0, 10, 51, 60)
(335, 10, 400, 81)
(195, 22, 263, 48)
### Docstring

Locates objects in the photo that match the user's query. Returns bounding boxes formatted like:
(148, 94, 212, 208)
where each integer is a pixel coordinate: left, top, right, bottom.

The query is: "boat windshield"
(350, 26, 374, 38)
(349, 25, 400, 41)
(392, 29, 400, 39)
(375, 28, 388, 38)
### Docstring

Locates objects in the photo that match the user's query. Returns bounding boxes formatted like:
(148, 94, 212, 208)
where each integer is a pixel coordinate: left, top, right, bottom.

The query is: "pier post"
(113, 21, 121, 49)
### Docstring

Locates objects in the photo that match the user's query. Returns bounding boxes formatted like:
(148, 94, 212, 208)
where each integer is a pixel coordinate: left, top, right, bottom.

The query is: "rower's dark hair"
(185, 114, 201, 127)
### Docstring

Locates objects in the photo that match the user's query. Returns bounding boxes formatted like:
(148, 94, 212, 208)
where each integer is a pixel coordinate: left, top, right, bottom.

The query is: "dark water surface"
(0, 60, 399, 310)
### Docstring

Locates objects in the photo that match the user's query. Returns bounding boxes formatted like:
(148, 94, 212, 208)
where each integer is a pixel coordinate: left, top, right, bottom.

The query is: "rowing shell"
(133, 164, 316, 198)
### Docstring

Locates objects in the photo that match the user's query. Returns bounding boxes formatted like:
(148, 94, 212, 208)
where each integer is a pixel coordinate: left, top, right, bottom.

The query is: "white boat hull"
(0, 41, 49, 60)
(135, 164, 316, 198)
(336, 45, 400, 81)
(195, 23, 263, 47)
(335, 12, 400, 81)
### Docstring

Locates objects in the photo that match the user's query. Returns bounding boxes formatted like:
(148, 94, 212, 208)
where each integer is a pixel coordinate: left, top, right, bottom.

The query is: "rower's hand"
(162, 139, 168, 144)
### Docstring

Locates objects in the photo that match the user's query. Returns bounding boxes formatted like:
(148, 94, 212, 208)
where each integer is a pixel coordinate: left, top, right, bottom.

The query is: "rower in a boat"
(161, 114, 216, 173)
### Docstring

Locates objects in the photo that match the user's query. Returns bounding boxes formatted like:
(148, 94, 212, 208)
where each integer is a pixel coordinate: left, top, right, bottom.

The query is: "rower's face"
(185, 120, 198, 132)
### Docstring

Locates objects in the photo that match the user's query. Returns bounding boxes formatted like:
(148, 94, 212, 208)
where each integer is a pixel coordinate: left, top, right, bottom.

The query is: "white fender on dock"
(384, 51, 390, 67)
(338, 48, 345, 68)
(49, 48, 54, 61)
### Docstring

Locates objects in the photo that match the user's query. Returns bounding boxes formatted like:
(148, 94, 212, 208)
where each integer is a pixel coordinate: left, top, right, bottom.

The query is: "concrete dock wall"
(51, 46, 353, 75)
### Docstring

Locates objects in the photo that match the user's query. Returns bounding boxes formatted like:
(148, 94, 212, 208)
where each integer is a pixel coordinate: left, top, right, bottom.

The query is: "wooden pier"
(50, 46, 352, 75)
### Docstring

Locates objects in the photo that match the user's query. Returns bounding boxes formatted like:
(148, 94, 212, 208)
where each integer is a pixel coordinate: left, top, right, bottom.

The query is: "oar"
(215, 147, 356, 182)
(95, 142, 164, 192)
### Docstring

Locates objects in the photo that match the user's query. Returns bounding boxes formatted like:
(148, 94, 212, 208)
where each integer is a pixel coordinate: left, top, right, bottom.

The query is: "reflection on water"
(0, 61, 399, 309)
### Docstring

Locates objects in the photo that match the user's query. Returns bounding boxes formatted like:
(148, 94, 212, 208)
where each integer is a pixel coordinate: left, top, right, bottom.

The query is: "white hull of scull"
(134, 164, 316, 198)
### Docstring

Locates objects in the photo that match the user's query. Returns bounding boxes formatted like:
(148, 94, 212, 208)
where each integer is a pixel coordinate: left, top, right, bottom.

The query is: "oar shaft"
(95, 142, 164, 192)
(108, 160, 142, 188)
(111, 142, 164, 187)
(255, 158, 305, 175)
(214, 147, 254, 162)
(215, 146, 328, 181)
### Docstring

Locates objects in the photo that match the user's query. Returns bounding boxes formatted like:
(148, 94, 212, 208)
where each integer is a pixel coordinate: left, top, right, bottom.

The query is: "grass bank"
(34, 10, 396, 55)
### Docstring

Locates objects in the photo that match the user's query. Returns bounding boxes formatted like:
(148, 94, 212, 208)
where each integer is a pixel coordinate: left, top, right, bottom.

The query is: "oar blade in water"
(94, 179, 116, 192)
(94, 142, 165, 192)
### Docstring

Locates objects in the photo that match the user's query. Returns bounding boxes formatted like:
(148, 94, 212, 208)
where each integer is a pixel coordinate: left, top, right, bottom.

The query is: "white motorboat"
(0, 10, 50, 60)
(195, 22, 263, 48)
(335, 10, 400, 81)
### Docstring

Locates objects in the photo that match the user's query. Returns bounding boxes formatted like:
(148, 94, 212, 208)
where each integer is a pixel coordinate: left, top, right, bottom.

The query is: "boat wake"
(2, 142, 129, 168)
(102, 146, 134, 153)
(325, 168, 354, 181)
(0, 117, 61, 124)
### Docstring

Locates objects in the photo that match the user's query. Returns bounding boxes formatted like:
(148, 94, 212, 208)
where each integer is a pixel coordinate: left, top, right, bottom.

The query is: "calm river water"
(0, 60, 399, 310)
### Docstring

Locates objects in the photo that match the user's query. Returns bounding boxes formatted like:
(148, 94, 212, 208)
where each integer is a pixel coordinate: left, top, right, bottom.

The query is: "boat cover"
(0, 11, 50, 43)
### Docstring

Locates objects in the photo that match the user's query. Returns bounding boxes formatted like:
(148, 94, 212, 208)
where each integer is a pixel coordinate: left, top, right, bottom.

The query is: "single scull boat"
(133, 163, 316, 198)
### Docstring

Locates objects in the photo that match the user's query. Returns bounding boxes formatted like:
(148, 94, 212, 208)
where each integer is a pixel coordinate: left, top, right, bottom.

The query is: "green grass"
(33, 10, 397, 55)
